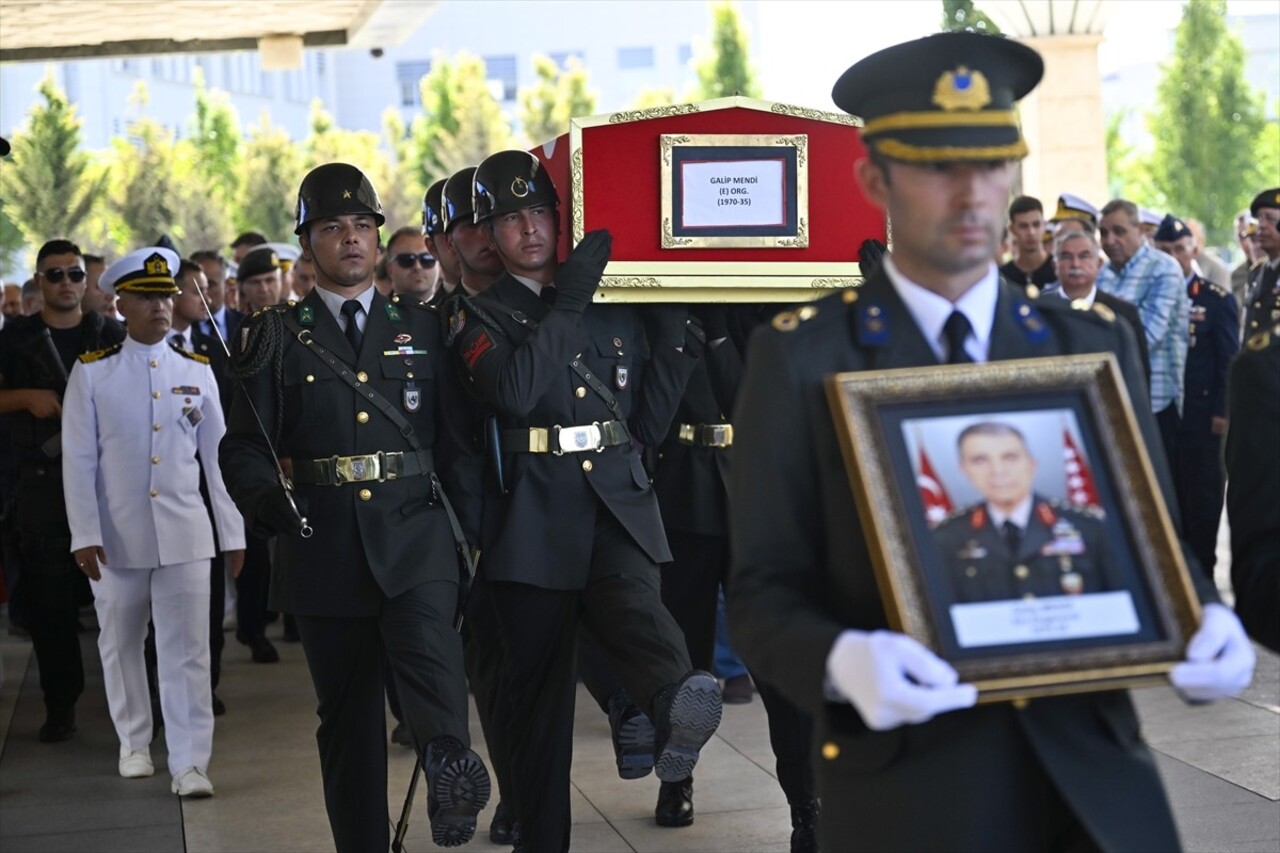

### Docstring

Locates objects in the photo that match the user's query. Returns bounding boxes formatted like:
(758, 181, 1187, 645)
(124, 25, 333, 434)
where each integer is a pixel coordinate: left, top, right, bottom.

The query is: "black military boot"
(652, 671, 722, 782)
(423, 735, 491, 848)
(654, 777, 695, 827)
(488, 799, 515, 845)
(608, 689, 655, 779)
(790, 798, 820, 853)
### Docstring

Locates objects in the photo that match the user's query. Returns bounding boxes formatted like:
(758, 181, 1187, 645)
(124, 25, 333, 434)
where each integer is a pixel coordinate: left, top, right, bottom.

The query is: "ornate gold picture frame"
(658, 133, 809, 250)
(825, 354, 1201, 702)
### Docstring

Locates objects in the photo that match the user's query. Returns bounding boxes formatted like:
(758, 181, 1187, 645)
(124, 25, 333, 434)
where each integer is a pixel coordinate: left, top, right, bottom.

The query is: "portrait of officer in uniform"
(932, 421, 1114, 603)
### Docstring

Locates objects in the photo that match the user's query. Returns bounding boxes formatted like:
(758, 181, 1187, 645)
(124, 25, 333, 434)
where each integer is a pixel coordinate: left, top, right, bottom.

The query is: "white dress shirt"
(313, 283, 374, 335)
(62, 336, 245, 568)
(883, 257, 999, 363)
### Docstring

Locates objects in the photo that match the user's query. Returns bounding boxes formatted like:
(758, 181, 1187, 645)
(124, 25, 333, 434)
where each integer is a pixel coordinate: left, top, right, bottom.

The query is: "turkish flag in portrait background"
(917, 446, 953, 528)
(1063, 428, 1101, 509)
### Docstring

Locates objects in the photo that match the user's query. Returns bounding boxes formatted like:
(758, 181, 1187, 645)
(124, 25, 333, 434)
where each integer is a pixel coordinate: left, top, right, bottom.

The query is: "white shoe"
(171, 766, 214, 798)
(118, 746, 154, 778)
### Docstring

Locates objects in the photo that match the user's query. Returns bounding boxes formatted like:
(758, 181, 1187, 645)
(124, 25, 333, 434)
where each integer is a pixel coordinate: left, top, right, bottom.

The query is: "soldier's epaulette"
(389, 292, 437, 313)
(170, 343, 210, 364)
(771, 289, 858, 334)
(1035, 293, 1115, 326)
(78, 343, 122, 364)
(938, 503, 974, 524)
(1205, 281, 1230, 299)
(1050, 498, 1105, 520)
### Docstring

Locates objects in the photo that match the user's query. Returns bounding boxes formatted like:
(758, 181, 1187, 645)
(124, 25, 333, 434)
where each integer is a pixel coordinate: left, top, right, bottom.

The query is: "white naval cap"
(100, 247, 181, 297)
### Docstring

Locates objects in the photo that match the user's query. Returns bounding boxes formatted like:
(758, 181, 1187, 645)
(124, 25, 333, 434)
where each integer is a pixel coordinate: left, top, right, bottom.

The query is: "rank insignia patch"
(404, 385, 421, 413)
(615, 366, 629, 390)
(385, 302, 403, 322)
(462, 330, 494, 370)
(298, 304, 315, 325)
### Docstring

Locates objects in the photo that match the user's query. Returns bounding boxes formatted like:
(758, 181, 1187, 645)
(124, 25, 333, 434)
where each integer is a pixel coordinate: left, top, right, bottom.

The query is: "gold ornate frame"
(825, 354, 1201, 703)
(657, 132, 809, 250)
(567, 96, 873, 303)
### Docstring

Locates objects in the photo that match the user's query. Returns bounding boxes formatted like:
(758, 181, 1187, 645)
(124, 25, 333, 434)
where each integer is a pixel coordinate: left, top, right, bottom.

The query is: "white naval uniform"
(62, 336, 245, 776)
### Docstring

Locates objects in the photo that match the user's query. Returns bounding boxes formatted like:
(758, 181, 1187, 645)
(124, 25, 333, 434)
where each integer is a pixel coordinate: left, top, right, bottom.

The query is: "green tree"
(1104, 109, 1158, 206)
(236, 116, 304, 240)
(940, 0, 1002, 34)
(106, 116, 179, 249)
(519, 55, 597, 145)
(409, 52, 514, 190)
(0, 198, 25, 279)
(1146, 0, 1269, 245)
(189, 68, 242, 200)
(693, 2, 761, 100)
(380, 107, 425, 229)
(0, 74, 105, 251)
(302, 100, 416, 229)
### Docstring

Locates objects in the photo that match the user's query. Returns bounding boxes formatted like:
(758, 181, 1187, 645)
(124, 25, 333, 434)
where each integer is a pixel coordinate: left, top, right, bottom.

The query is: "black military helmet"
(423, 178, 447, 236)
(443, 167, 478, 231)
(294, 162, 385, 236)
(473, 150, 558, 223)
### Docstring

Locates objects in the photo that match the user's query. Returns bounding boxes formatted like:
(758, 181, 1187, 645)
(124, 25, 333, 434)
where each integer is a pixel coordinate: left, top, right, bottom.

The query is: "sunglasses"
(40, 266, 87, 284)
(393, 252, 437, 270)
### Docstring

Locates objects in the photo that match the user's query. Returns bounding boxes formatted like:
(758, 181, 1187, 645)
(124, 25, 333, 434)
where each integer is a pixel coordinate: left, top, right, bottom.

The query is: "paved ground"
(1, 529, 1277, 852)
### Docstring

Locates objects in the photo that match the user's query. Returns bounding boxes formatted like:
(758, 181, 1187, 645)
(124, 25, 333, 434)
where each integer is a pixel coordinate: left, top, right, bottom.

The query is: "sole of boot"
(428, 750, 492, 848)
(655, 673, 723, 783)
(616, 711, 656, 780)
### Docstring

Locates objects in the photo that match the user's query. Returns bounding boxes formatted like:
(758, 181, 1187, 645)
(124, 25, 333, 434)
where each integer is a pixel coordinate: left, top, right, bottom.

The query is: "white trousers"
(92, 559, 212, 776)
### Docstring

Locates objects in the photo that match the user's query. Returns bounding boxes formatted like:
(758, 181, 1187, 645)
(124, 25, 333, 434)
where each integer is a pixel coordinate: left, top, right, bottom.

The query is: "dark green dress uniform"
(0, 310, 124, 739)
(1225, 325, 1280, 652)
(728, 268, 1217, 852)
(933, 497, 1114, 603)
(452, 269, 705, 850)
(1244, 188, 1280, 336)
(1174, 275, 1239, 577)
(218, 287, 475, 852)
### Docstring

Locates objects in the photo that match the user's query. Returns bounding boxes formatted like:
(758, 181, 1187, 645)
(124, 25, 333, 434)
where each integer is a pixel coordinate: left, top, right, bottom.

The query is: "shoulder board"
(392, 293, 437, 313)
(170, 344, 210, 364)
(771, 290, 854, 334)
(1206, 281, 1230, 298)
(78, 343, 122, 364)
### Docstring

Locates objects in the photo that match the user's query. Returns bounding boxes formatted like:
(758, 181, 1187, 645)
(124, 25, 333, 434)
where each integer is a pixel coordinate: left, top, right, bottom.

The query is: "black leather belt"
(677, 423, 734, 448)
(503, 420, 631, 454)
(292, 449, 435, 485)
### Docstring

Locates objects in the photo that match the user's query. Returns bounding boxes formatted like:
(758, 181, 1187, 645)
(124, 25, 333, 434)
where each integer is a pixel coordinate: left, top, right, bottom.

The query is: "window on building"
(397, 60, 431, 107)
(617, 46, 655, 70)
(484, 54, 517, 101)
(678, 44, 693, 67)
(549, 50, 585, 69)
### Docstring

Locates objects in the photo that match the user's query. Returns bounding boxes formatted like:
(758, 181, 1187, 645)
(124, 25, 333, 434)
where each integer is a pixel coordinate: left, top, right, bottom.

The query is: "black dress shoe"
(211, 693, 227, 716)
(608, 689, 655, 779)
(790, 798, 820, 853)
(655, 778, 694, 827)
(238, 631, 280, 663)
(488, 799, 515, 845)
(38, 709, 77, 743)
(281, 614, 300, 642)
(390, 721, 413, 747)
(424, 736, 491, 848)
(653, 671, 722, 782)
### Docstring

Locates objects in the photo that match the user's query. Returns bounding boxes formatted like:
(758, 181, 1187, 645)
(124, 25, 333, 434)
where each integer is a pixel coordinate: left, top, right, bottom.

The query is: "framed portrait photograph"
(825, 353, 1202, 702)
(658, 132, 809, 249)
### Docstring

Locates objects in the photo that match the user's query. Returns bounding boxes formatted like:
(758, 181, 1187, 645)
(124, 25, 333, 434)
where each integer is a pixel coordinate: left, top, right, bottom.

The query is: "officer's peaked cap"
(1250, 187, 1280, 217)
(294, 162, 385, 236)
(832, 31, 1043, 164)
(1153, 214, 1191, 243)
(101, 247, 181, 297)
(473, 150, 558, 223)
(1049, 192, 1098, 228)
(238, 246, 283, 281)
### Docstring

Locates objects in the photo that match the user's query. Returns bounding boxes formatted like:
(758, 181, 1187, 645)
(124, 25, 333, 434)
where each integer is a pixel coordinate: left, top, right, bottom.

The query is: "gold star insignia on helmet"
(144, 253, 171, 276)
(342, 189, 352, 199)
(933, 66, 991, 111)
(511, 177, 530, 198)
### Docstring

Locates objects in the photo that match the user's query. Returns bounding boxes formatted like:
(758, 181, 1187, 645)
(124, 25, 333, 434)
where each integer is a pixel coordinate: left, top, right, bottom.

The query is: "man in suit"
(1043, 229, 1151, 388)
(190, 250, 245, 344)
(218, 163, 490, 852)
(933, 422, 1115, 603)
(728, 32, 1255, 852)
(1226, 323, 1280, 653)
(1244, 188, 1280, 336)
(1153, 215, 1239, 579)
(62, 247, 245, 796)
(449, 149, 722, 852)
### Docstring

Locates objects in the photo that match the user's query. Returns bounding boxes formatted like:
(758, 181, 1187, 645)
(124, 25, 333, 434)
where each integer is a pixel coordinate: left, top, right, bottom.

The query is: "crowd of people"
(0, 28, 1277, 853)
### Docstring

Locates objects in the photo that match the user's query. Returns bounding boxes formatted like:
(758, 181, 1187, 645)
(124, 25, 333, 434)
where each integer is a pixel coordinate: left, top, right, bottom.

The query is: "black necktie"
(341, 299, 363, 355)
(540, 286, 558, 306)
(1003, 520, 1022, 556)
(171, 333, 186, 350)
(943, 311, 974, 364)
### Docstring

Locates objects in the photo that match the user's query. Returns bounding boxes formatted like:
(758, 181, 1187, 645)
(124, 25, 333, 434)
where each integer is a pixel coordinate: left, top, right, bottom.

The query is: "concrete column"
(1017, 34, 1109, 210)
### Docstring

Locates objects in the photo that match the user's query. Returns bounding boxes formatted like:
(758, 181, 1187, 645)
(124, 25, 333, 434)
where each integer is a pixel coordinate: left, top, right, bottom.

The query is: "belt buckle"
(678, 424, 696, 446)
(554, 423, 602, 455)
(334, 453, 381, 484)
(706, 425, 733, 448)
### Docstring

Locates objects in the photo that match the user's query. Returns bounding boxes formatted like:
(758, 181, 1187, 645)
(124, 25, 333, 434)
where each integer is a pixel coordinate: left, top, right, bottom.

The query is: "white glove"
(826, 629, 977, 730)
(1169, 603, 1256, 703)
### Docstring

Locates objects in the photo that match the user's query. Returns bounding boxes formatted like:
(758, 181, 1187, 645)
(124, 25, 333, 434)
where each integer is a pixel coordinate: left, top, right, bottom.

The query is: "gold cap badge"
(933, 66, 991, 111)
(144, 253, 171, 276)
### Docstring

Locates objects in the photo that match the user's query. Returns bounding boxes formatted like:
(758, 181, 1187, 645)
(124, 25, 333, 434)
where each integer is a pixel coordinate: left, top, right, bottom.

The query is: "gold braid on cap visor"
(872, 138, 1028, 162)
(860, 109, 1018, 136)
